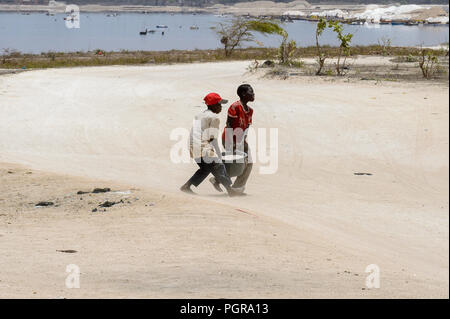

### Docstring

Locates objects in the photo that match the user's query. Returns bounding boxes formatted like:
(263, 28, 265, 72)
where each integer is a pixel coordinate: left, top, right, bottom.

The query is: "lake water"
(0, 12, 448, 54)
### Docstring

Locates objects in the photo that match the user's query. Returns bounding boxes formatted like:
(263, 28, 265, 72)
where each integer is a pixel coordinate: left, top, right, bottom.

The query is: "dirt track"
(0, 60, 448, 298)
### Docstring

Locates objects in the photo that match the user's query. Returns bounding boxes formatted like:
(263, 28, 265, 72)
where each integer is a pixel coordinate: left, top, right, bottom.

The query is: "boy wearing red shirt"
(211, 84, 255, 192)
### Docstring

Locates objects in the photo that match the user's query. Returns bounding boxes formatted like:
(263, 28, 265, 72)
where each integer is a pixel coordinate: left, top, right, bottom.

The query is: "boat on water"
(139, 29, 148, 35)
(281, 16, 294, 23)
(306, 16, 320, 22)
(380, 19, 392, 25)
(156, 25, 168, 28)
(190, 25, 199, 30)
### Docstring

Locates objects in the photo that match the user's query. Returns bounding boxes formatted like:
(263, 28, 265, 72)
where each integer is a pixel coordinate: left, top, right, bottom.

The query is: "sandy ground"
(0, 60, 448, 298)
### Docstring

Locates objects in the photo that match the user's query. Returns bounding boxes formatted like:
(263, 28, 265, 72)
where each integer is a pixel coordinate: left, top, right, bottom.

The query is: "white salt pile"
(283, 4, 448, 24)
(310, 9, 349, 19)
(426, 16, 449, 24)
(353, 4, 429, 22)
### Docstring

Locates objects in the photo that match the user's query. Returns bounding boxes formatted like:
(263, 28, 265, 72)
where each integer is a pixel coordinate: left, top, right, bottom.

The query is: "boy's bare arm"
(210, 138, 222, 159)
(226, 115, 233, 128)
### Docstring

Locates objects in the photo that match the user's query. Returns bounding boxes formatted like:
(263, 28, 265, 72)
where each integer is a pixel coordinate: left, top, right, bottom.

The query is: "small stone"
(56, 249, 77, 253)
(35, 201, 54, 207)
(92, 188, 111, 193)
(92, 208, 98, 212)
(99, 201, 116, 208)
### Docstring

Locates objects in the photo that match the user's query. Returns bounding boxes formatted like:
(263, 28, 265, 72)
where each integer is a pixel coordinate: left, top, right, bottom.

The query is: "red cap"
(204, 93, 228, 106)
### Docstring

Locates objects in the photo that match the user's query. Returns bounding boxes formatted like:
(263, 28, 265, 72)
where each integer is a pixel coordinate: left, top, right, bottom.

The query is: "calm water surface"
(0, 12, 448, 53)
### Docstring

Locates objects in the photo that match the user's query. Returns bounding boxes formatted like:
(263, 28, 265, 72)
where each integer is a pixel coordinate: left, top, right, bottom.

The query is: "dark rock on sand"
(35, 201, 54, 207)
(56, 249, 77, 253)
(99, 199, 124, 208)
(92, 188, 111, 193)
(99, 201, 114, 207)
(99, 201, 115, 208)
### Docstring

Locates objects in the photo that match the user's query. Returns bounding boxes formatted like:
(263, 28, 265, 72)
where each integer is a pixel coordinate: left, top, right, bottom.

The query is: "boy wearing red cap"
(180, 93, 243, 197)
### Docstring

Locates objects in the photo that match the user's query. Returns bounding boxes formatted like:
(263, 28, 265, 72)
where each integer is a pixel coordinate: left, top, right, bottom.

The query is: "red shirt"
(222, 100, 253, 147)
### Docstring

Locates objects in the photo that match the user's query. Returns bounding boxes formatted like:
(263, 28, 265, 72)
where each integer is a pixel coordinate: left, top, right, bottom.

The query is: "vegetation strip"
(1, 46, 447, 70)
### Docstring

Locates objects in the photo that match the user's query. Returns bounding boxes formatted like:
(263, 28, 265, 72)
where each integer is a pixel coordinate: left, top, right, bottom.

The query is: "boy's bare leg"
(232, 142, 252, 189)
(232, 161, 253, 189)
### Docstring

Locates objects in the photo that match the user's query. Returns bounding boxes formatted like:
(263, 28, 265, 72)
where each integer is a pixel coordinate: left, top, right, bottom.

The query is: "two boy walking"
(180, 84, 255, 197)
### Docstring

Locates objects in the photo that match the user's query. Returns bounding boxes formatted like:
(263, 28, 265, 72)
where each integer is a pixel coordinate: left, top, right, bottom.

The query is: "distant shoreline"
(0, 4, 212, 14)
(1, 2, 448, 23)
(0, 3, 424, 15)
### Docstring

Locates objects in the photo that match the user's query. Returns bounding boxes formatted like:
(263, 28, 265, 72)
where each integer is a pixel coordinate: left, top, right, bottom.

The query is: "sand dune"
(0, 61, 448, 298)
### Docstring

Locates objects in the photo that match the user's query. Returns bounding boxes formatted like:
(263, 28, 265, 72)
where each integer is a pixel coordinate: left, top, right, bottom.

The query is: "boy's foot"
(209, 177, 223, 192)
(232, 186, 247, 196)
(180, 184, 196, 195)
(226, 187, 245, 197)
(233, 186, 245, 193)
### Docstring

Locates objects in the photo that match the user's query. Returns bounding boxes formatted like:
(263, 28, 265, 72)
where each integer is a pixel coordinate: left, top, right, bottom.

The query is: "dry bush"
(419, 49, 440, 79)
